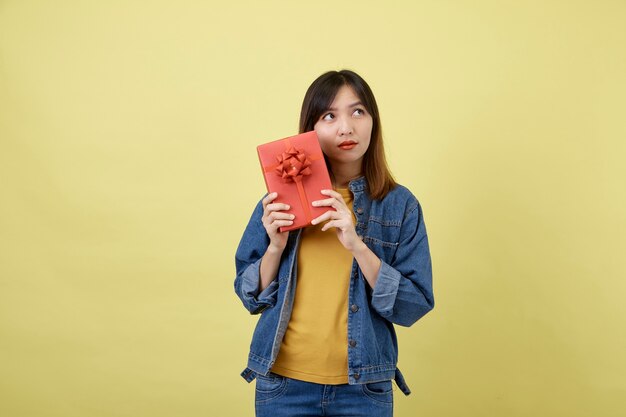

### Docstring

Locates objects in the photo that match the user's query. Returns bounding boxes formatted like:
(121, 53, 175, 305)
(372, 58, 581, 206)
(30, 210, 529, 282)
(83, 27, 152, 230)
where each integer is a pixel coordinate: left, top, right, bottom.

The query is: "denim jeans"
(255, 373, 394, 417)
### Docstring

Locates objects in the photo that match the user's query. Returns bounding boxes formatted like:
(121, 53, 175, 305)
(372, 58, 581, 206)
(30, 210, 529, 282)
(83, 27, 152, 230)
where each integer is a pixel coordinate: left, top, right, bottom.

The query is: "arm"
(312, 189, 382, 286)
(351, 241, 382, 288)
(259, 245, 284, 292)
(369, 201, 434, 327)
(310, 189, 434, 326)
(234, 194, 292, 314)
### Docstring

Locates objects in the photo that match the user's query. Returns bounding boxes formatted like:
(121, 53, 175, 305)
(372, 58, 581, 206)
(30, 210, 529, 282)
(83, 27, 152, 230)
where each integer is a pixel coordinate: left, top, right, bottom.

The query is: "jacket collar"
(348, 176, 367, 193)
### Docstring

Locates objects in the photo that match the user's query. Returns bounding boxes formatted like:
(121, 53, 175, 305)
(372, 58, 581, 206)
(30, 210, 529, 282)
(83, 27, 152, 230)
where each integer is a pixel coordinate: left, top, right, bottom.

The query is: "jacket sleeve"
(233, 197, 280, 314)
(370, 201, 434, 327)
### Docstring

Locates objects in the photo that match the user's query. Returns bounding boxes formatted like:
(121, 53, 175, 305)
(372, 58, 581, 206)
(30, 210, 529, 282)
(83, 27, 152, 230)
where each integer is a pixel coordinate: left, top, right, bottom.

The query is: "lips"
(338, 140, 357, 150)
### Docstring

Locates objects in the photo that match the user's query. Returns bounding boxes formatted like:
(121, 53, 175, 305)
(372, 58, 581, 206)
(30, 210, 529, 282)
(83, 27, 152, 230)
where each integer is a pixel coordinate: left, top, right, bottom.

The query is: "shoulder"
(378, 183, 421, 216)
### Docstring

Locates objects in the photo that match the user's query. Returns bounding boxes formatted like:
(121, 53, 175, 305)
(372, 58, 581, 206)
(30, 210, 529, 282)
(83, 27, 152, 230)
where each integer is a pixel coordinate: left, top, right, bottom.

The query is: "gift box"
(257, 131, 333, 232)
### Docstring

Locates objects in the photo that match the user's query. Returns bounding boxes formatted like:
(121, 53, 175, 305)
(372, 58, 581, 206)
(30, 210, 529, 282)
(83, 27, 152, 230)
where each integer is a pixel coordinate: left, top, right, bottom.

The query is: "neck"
(330, 161, 362, 189)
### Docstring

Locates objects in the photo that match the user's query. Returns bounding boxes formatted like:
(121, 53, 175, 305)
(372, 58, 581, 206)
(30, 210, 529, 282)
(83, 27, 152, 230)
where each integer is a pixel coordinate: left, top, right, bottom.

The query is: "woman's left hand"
(311, 189, 362, 252)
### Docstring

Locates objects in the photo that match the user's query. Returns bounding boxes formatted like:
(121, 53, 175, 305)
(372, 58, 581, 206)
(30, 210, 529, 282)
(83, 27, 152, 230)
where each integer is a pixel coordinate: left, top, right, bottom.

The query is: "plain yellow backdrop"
(1, 1, 625, 416)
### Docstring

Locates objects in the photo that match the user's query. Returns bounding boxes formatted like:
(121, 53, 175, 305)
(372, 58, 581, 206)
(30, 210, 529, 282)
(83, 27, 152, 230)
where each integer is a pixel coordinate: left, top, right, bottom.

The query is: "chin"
(330, 154, 364, 166)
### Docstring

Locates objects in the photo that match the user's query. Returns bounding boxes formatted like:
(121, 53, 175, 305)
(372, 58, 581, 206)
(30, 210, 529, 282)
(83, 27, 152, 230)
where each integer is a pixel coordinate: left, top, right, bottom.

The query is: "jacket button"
(356, 207, 363, 214)
(349, 340, 357, 348)
(350, 304, 359, 313)
(353, 373, 360, 380)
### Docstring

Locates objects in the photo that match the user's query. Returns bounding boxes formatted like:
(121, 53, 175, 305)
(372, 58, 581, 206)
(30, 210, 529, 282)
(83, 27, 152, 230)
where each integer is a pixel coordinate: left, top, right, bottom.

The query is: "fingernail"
(285, 205, 290, 209)
(290, 215, 295, 219)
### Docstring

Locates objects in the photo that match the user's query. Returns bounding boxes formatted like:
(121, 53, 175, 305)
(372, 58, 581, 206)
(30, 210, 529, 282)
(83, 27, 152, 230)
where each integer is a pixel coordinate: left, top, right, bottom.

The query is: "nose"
(338, 116, 353, 136)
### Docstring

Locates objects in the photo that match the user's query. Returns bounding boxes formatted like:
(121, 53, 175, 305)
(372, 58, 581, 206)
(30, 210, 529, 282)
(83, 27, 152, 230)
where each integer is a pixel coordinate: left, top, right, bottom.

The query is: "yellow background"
(1, 1, 625, 416)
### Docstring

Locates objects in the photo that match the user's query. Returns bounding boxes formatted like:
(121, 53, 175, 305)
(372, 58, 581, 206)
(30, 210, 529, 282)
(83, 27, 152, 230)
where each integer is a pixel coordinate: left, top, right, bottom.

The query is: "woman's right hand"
(262, 192, 294, 253)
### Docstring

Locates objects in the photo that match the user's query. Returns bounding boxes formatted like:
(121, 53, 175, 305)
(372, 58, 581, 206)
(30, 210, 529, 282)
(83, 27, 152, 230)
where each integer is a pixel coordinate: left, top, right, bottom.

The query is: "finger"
(322, 217, 355, 232)
(264, 214, 294, 229)
(311, 197, 334, 207)
(269, 219, 294, 231)
(320, 189, 345, 200)
(262, 192, 278, 216)
(321, 219, 343, 232)
(268, 212, 295, 222)
(312, 197, 346, 212)
(311, 210, 342, 225)
(266, 202, 291, 213)
(262, 192, 278, 207)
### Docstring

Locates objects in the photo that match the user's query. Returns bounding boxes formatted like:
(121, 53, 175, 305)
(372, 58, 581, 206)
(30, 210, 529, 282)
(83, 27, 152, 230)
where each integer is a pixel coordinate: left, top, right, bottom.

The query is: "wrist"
(350, 239, 369, 256)
(267, 243, 285, 256)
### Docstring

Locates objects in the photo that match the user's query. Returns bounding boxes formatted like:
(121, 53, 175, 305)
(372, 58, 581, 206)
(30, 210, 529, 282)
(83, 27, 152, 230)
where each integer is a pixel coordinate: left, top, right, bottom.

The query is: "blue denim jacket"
(234, 176, 434, 396)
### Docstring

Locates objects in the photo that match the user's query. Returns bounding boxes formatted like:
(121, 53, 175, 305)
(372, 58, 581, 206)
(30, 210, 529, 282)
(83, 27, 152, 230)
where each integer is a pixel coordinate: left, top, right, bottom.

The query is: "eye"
(322, 112, 334, 121)
(353, 108, 366, 116)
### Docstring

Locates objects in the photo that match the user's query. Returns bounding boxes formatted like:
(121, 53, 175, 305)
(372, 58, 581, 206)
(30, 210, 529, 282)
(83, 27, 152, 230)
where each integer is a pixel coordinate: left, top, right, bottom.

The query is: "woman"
(234, 69, 434, 417)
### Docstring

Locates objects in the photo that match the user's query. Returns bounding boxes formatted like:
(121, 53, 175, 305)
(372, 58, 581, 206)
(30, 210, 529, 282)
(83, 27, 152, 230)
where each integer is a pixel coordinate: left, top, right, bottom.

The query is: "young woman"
(234, 69, 434, 417)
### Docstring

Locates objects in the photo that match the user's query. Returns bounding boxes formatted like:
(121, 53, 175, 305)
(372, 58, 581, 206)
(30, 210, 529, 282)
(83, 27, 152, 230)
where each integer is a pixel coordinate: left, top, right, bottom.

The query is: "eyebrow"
(327, 101, 364, 111)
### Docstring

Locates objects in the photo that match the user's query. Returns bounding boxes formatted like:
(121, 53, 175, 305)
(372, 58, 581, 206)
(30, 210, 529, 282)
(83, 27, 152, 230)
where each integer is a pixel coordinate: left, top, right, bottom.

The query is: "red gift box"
(257, 131, 333, 232)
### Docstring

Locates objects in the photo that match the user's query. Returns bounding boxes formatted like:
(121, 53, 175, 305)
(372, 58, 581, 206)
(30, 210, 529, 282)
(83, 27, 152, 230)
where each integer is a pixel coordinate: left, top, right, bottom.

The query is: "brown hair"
(298, 69, 397, 200)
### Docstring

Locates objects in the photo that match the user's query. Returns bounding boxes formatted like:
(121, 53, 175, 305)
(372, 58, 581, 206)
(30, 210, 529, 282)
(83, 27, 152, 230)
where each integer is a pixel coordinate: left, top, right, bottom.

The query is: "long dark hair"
(299, 69, 397, 200)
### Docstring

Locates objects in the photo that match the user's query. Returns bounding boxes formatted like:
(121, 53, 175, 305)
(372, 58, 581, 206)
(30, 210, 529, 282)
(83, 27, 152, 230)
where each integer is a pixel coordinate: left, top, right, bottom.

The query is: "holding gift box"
(256, 130, 333, 232)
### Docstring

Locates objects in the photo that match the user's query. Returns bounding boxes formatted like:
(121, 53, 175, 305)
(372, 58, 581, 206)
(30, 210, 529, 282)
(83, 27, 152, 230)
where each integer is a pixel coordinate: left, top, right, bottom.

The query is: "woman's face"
(313, 85, 373, 173)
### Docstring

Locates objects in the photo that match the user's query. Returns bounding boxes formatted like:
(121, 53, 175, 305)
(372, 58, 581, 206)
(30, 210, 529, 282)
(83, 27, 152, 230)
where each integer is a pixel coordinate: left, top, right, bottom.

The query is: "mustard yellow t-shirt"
(271, 188, 356, 384)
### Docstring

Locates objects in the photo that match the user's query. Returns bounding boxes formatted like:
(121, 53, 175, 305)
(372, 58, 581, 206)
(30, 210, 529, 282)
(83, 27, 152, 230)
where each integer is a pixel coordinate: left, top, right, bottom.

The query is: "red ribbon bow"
(275, 146, 312, 183)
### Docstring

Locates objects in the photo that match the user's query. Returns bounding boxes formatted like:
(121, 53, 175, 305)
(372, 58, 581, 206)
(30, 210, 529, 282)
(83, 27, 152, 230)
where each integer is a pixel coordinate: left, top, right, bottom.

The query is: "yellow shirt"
(271, 188, 356, 384)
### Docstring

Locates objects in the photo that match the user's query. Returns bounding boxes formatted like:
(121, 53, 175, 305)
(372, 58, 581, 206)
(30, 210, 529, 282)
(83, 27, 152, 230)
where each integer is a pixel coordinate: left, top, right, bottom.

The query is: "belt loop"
(394, 368, 411, 396)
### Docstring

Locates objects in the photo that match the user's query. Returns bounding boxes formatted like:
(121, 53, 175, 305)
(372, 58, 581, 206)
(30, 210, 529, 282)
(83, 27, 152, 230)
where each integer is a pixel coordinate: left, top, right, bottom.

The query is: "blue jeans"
(255, 373, 394, 417)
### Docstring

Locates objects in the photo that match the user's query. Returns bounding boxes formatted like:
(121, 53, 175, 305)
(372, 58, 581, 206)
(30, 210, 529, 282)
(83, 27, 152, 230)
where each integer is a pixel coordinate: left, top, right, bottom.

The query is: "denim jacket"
(234, 176, 434, 396)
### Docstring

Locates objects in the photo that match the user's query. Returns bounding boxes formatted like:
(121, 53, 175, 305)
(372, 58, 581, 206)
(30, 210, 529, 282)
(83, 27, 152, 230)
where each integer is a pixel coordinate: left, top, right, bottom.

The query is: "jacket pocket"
(363, 236, 399, 260)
